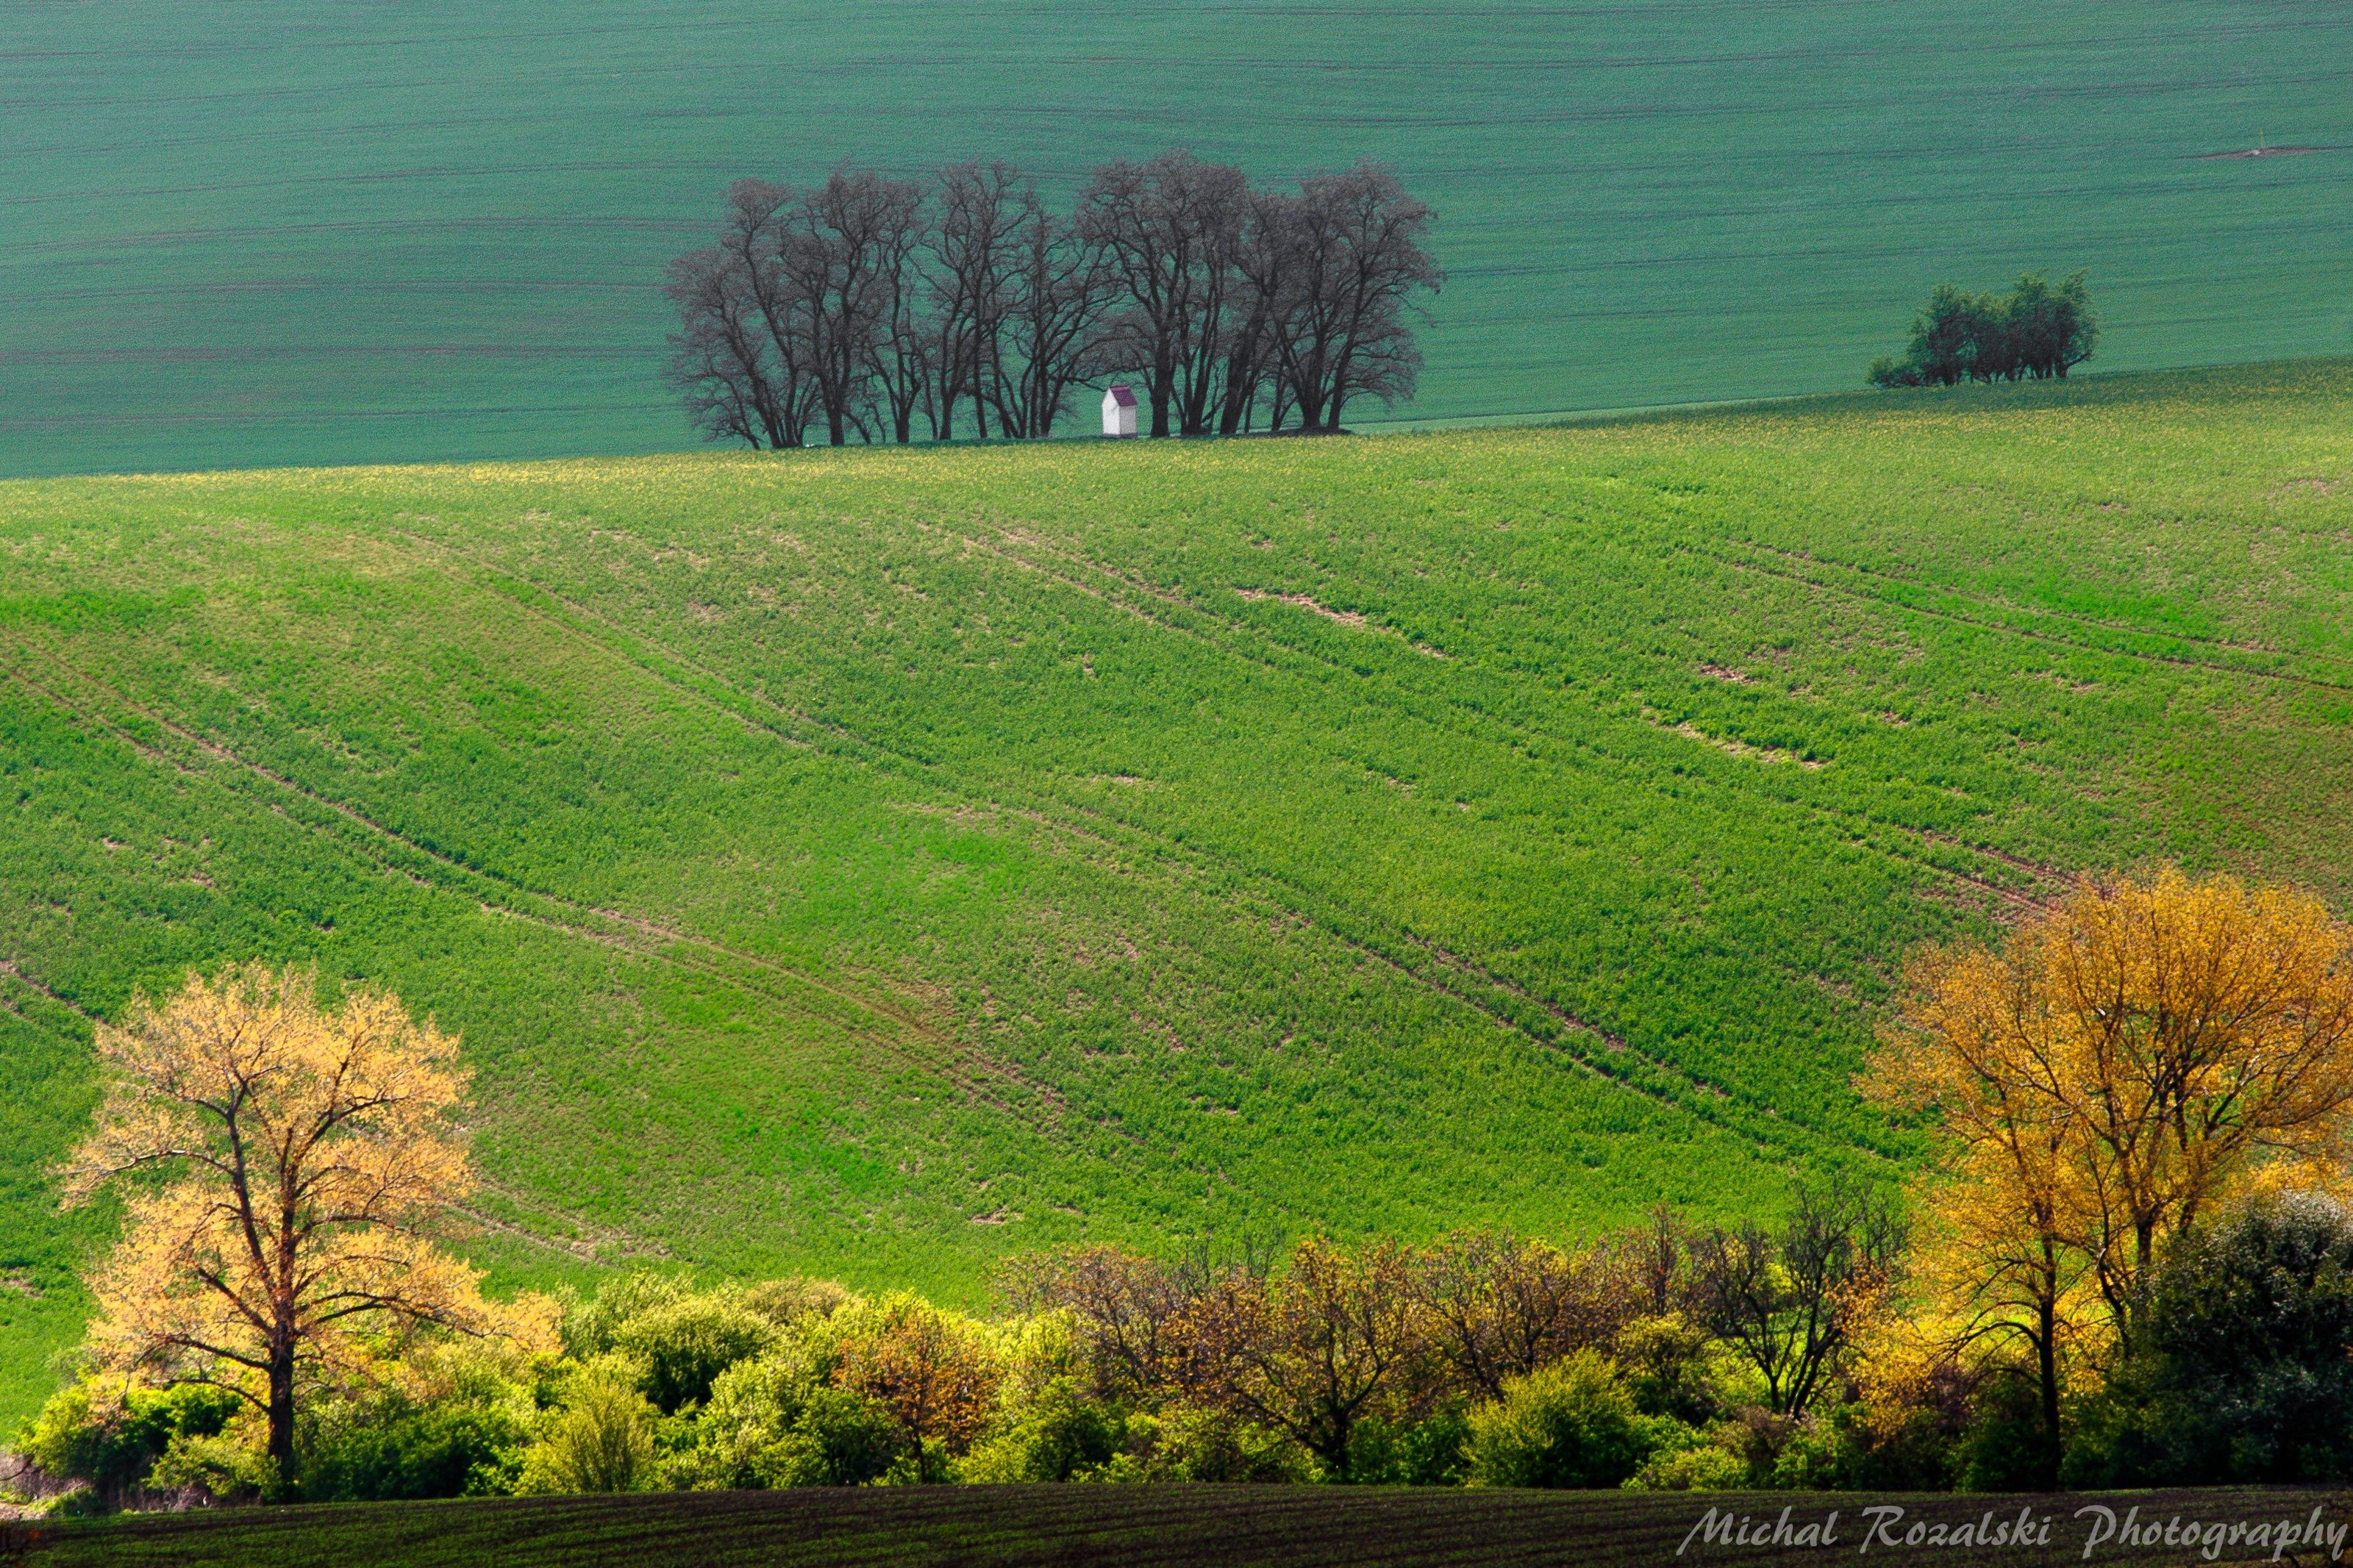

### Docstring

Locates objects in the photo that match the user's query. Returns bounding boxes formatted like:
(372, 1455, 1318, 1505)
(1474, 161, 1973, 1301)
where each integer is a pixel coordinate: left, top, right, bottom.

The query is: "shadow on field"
(14, 1486, 2353, 1567)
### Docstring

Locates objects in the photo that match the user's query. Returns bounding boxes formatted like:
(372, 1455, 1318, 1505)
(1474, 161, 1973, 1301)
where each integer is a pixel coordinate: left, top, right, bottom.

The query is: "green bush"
(1627, 1435, 1748, 1492)
(741, 1277, 854, 1328)
(1464, 1351, 1654, 1489)
(958, 1376, 1124, 1483)
(613, 1292, 779, 1414)
(560, 1272, 693, 1359)
(146, 1431, 278, 1504)
(1614, 1314, 1723, 1425)
(1343, 1402, 1471, 1486)
(1954, 1375, 2054, 1493)
(17, 1378, 242, 1503)
(516, 1360, 661, 1494)
(1090, 1406, 1304, 1484)
(299, 1402, 529, 1501)
(754, 1385, 904, 1487)
(2068, 1194, 2353, 1487)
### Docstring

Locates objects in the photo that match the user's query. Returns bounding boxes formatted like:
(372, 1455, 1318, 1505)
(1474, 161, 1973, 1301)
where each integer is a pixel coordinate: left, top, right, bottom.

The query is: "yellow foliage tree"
(1869, 869, 2353, 1483)
(60, 964, 510, 1478)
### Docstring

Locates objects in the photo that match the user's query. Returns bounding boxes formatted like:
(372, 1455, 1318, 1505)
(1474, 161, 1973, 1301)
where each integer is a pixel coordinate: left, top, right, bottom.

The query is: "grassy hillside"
(4, 2, 2353, 475)
(3, 360, 2352, 1428)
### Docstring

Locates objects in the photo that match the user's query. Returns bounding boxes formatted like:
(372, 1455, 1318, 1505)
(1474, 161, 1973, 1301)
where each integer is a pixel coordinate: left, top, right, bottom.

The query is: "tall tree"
(927, 162, 1026, 440)
(997, 194, 1115, 439)
(663, 180, 815, 449)
(1271, 162, 1441, 431)
(719, 179, 819, 446)
(1882, 871, 2353, 1342)
(664, 245, 787, 449)
(781, 168, 924, 445)
(1079, 150, 1249, 437)
(60, 965, 513, 1480)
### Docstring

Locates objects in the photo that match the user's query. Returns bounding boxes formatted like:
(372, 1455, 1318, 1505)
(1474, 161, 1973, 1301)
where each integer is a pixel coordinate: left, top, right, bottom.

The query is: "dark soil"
(13, 1486, 2353, 1568)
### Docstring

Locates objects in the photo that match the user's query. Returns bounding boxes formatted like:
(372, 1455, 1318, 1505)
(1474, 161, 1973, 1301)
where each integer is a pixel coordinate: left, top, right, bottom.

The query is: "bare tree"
(872, 185, 932, 445)
(664, 247, 782, 448)
(927, 162, 1026, 440)
(1218, 187, 1295, 435)
(1692, 1177, 1907, 1419)
(1272, 162, 1441, 431)
(1080, 150, 1249, 437)
(1415, 1231, 1638, 1401)
(779, 168, 924, 445)
(997, 195, 1115, 438)
(1630, 1203, 1699, 1317)
(663, 180, 818, 449)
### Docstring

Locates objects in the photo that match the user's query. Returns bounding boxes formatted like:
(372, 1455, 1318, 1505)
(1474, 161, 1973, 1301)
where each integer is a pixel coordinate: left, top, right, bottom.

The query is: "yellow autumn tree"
(1869, 868, 2353, 1483)
(60, 964, 510, 1479)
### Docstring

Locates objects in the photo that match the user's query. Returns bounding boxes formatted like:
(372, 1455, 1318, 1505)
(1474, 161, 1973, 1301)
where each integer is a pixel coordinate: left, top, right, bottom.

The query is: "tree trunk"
(2037, 1298, 2062, 1489)
(267, 1334, 297, 1481)
(1150, 352, 1173, 437)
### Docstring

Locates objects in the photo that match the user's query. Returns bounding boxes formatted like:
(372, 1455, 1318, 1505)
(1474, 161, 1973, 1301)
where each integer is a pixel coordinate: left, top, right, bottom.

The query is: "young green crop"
(1, 359, 2348, 1428)
(3, 4, 2352, 475)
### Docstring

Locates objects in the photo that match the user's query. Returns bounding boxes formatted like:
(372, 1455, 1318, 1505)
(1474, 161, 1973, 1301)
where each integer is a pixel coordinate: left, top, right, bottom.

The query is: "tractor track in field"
(374, 522, 1886, 1167)
(1688, 540, 2353, 693)
(0, 956, 99, 1023)
(458, 1176, 675, 1267)
(1718, 535, 2341, 664)
(954, 520, 2060, 920)
(0, 631, 1074, 1134)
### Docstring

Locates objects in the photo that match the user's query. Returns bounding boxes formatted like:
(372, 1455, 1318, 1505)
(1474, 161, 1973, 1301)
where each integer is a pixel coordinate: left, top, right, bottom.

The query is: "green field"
(20, 1486, 2353, 1567)
(4, 359, 2352, 1428)
(5, 2, 2353, 476)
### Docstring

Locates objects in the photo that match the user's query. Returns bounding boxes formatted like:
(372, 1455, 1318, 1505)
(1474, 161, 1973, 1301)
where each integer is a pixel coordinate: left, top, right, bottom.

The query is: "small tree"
(1415, 1231, 1635, 1401)
(61, 964, 505, 1482)
(1691, 1176, 1904, 1419)
(1188, 1236, 1435, 1481)
(2106, 1194, 2353, 1484)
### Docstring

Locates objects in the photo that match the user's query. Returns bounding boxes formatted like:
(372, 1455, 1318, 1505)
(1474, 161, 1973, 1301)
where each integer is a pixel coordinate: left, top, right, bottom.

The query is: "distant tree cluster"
(1868, 272, 2097, 388)
(665, 151, 1442, 448)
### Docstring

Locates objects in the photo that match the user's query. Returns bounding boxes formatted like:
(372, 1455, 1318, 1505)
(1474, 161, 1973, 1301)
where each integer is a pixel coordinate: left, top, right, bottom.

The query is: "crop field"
(2, 359, 2352, 1426)
(20, 1486, 2353, 1567)
(5, 2, 2353, 476)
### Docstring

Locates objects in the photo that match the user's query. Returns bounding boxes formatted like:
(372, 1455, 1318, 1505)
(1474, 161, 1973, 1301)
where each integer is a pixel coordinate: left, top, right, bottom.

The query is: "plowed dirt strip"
(24, 1486, 2353, 1567)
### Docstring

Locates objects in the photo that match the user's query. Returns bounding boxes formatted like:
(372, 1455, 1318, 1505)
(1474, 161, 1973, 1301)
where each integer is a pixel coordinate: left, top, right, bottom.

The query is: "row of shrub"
(18, 1189, 2353, 1511)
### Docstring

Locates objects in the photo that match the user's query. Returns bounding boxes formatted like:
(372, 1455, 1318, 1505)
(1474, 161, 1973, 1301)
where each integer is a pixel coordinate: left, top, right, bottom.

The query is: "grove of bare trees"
(665, 150, 1441, 448)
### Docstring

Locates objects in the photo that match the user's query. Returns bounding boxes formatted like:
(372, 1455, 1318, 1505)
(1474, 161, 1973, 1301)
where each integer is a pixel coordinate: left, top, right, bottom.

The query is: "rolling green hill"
(4, 359, 2353, 1428)
(4, 2, 2353, 476)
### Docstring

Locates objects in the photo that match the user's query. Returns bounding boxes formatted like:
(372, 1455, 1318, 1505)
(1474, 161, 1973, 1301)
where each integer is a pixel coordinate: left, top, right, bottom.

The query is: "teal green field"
(3, 359, 2351, 1425)
(4, 2, 2352, 476)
